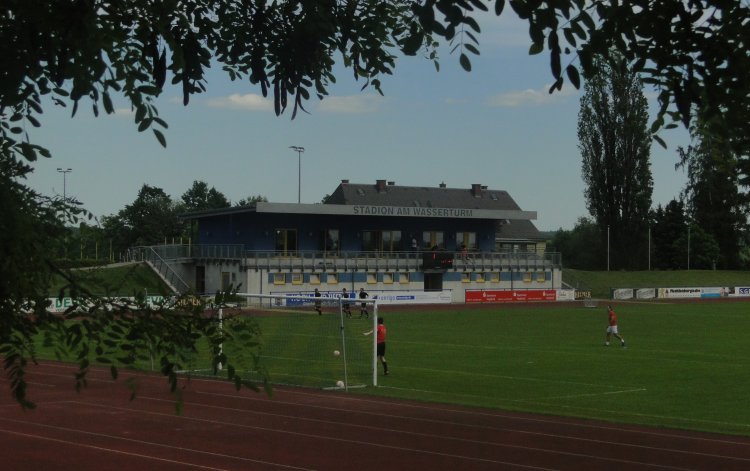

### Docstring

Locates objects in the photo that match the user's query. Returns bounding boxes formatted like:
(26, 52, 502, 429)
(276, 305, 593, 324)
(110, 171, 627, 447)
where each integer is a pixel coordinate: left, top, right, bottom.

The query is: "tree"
(578, 56, 653, 270)
(549, 217, 603, 270)
(651, 200, 688, 270)
(118, 185, 184, 247)
(677, 122, 749, 269)
(234, 194, 268, 207)
(182, 181, 231, 212)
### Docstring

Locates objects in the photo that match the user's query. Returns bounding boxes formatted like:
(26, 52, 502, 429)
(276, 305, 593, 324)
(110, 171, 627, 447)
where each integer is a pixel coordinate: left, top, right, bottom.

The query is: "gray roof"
(327, 180, 543, 241)
(327, 181, 525, 209)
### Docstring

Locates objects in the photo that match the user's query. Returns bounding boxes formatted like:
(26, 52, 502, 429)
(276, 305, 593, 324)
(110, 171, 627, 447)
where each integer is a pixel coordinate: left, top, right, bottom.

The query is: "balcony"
(130, 245, 561, 273)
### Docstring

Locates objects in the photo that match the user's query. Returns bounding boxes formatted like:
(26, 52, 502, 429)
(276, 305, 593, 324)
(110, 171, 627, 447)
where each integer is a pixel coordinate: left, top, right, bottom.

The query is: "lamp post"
(289, 146, 304, 203)
(57, 168, 72, 202)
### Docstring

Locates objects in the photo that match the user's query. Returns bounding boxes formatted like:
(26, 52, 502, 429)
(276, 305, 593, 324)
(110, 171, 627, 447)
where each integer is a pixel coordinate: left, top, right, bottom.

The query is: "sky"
(26, 13, 691, 232)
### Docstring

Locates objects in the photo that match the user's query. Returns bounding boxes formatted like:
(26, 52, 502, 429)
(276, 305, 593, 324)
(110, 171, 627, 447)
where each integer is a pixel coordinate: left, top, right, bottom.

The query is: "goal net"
(179, 292, 379, 391)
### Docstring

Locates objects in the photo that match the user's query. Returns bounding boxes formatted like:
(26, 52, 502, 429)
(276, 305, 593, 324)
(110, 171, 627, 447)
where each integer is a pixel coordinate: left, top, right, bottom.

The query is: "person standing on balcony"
(358, 287, 369, 319)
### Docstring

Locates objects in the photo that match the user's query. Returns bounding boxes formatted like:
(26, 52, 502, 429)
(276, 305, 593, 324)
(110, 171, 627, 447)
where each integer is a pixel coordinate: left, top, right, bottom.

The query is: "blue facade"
(197, 212, 497, 252)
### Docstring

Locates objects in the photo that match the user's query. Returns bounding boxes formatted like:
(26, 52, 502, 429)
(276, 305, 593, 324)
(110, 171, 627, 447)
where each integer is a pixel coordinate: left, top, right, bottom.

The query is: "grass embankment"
(49, 262, 170, 297)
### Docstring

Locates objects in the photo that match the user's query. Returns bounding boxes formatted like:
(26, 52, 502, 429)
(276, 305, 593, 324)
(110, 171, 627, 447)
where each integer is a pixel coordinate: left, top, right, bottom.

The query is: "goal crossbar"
(216, 292, 379, 390)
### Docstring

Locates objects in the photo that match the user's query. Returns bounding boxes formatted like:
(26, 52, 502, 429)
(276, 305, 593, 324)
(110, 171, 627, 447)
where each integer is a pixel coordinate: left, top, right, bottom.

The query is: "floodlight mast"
(57, 167, 72, 202)
(289, 146, 305, 203)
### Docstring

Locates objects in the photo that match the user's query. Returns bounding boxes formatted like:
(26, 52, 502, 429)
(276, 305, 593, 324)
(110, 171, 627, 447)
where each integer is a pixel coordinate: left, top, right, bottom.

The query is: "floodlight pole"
(687, 224, 691, 270)
(57, 167, 72, 202)
(289, 146, 305, 203)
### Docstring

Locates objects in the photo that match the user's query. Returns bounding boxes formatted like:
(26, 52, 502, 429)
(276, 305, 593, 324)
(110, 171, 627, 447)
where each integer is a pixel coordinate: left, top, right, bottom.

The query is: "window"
(422, 231, 444, 249)
(275, 229, 298, 255)
(456, 232, 477, 251)
(362, 230, 402, 252)
(461, 272, 471, 283)
(399, 273, 410, 284)
(292, 273, 303, 285)
(273, 273, 286, 285)
(309, 273, 321, 284)
(367, 273, 377, 284)
(490, 272, 500, 283)
(382, 230, 402, 252)
(221, 272, 231, 290)
(523, 272, 532, 283)
(536, 272, 546, 283)
(327, 273, 338, 284)
(321, 229, 339, 255)
(383, 273, 394, 284)
(475, 273, 485, 283)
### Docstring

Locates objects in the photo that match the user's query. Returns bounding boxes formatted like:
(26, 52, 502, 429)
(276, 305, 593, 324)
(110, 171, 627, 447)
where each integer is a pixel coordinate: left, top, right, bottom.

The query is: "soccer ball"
(336, 380, 345, 388)
(333, 350, 340, 357)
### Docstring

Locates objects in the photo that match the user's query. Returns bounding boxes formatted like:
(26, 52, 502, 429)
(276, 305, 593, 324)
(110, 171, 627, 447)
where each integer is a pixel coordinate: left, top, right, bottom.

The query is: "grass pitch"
(31, 299, 750, 436)
(364, 301, 750, 436)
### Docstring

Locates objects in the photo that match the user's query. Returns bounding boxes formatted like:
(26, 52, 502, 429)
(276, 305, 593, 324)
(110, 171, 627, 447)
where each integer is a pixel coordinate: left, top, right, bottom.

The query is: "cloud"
(318, 94, 383, 114)
(487, 85, 577, 107)
(206, 93, 273, 111)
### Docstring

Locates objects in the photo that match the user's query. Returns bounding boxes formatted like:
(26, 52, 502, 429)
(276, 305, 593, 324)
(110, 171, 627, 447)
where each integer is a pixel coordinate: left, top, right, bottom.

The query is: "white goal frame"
(226, 292, 380, 389)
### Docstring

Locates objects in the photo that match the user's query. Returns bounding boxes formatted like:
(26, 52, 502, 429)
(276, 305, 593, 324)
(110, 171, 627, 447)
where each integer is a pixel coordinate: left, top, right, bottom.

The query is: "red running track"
(1, 361, 749, 470)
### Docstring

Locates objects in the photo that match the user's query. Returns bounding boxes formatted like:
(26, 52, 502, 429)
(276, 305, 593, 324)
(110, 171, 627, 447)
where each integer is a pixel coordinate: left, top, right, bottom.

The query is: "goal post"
(194, 292, 378, 391)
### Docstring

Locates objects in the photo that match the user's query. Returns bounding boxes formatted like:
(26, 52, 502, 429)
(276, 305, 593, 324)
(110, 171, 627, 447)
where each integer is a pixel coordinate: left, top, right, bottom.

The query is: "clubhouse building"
(137, 180, 562, 303)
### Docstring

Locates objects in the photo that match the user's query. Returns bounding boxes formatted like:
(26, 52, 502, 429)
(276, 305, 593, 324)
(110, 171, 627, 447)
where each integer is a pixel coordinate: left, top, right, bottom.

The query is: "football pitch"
(355, 301, 750, 437)
(29, 300, 750, 437)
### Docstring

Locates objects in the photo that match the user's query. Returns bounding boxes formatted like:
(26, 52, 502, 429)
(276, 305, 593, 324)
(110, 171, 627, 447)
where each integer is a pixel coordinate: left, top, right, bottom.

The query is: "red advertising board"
(465, 289, 557, 303)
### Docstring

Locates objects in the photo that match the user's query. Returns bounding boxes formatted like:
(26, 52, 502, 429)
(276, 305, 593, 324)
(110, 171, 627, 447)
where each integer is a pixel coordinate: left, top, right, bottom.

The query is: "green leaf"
(465, 44, 480, 56)
(153, 129, 167, 148)
(566, 64, 581, 89)
(529, 42, 544, 55)
(653, 134, 667, 149)
(403, 32, 423, 56)
(459, 53, 472, 71)
(137, 118, 152, 132)
(102, 92, 114, 114)
(495, 0, 506, 16)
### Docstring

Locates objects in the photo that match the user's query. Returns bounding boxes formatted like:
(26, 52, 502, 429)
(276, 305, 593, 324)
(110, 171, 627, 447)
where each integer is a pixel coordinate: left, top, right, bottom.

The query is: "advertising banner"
(658, 287, 702, 299)
(635, 288, 656, 299)
(274, 290, 452, 306)
(612, 289, 634, 300)
(556, 290, 576, 301)
(45, 296, 166, 313)
(465, 289, 557, 303)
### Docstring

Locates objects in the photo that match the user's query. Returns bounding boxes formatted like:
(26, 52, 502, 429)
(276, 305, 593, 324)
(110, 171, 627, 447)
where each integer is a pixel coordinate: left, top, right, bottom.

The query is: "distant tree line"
(554, 55, 748, 271)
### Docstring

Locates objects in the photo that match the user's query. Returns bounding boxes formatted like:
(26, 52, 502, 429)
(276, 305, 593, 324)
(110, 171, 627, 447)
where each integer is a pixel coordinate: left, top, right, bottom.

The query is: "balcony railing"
(131, 244, 561, 273)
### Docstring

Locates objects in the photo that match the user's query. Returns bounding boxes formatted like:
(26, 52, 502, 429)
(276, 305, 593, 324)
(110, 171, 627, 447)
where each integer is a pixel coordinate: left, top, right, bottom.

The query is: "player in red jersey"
(605, 305, 626, 347)
(364, 317, 389, 375)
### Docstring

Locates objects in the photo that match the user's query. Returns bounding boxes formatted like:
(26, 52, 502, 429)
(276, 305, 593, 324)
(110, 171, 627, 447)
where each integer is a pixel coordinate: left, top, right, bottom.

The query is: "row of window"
(273, 272, 411, 285)
(274, 229, 480, 254)
(271, 272, 549, 285)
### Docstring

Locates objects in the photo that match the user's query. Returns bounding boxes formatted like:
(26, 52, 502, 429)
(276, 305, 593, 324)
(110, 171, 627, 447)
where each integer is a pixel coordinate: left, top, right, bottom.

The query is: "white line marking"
(180, 392, 747, 467)
(0, 428, 227, 470)
(24, 402, 558, 471)
(274, 388, 750, 448)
